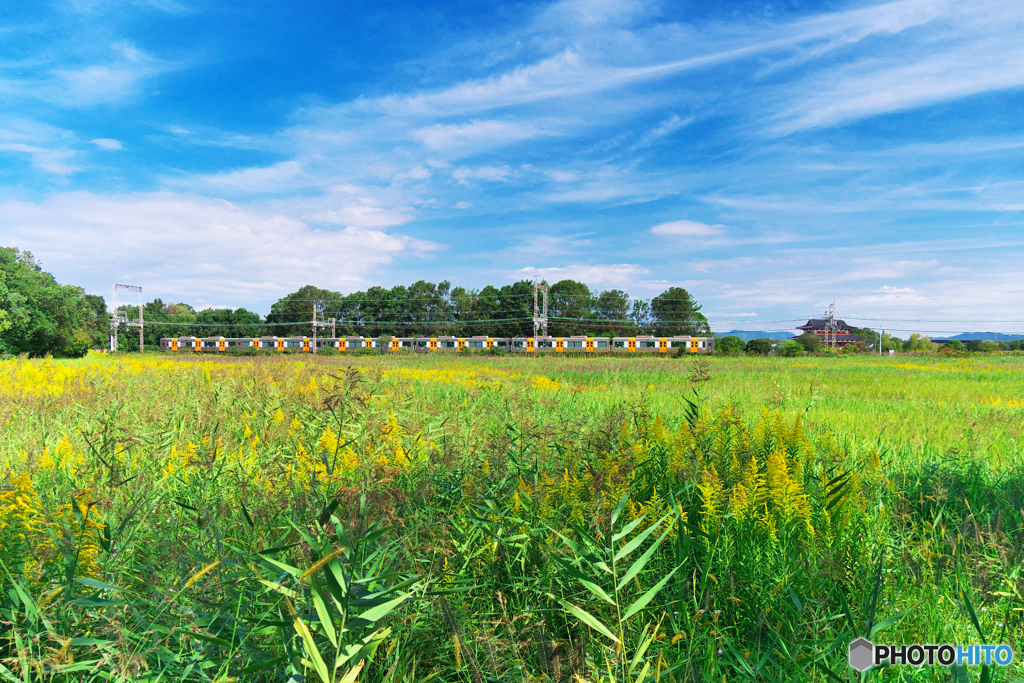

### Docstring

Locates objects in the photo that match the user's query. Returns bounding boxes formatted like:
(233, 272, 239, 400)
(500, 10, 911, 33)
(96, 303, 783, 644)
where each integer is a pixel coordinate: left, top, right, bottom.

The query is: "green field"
(2, 352, 1023, 682)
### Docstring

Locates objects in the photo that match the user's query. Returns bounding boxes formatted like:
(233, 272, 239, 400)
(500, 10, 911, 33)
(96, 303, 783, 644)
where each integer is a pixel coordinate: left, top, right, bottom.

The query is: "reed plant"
(0, 352, 1022, 681)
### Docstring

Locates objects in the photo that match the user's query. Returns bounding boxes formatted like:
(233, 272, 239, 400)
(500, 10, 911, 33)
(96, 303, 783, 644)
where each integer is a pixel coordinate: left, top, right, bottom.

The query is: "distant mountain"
(938, 332, 1024, 342)
(717, 330, 796, 341)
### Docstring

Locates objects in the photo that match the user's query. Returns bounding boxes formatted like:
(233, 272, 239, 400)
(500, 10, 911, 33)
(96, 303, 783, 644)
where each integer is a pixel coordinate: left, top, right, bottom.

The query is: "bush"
(716, 335, 745, 355)
(794, 332, 822, 354)
(780, 340, 805, 357)
(744, 338, 773, 355)
(944, 340, 965, 351)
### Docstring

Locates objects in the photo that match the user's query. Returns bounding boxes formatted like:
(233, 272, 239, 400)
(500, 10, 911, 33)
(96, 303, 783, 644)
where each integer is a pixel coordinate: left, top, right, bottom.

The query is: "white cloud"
(452, 165, 514, 185)
(512, 263, 650, 285)
(0, 142, 80, 175)
(453, 201, 472, 209)
(766, 0, 1024, 135)
(90, 138, 123, 150)
(308, 203, 414, 228)
(182, 161, 305, 193)
(414, 119, 560, 151)
(507, 234, 593, 258)
(53, 42, 176, 106)
(650, 220, 725, 237)
(391, 165, 432, 182)
(632, 114, 692, 149)
(0, 119, 80, 174)
(0, 192, 443, 304)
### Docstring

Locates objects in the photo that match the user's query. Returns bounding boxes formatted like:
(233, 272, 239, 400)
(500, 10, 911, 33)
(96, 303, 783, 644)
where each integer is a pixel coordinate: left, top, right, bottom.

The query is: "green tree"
(943, 340, 965, 351)
(780, 340, 805, 357)
(794, 332, 823, 354)
(266, 285, 345, 337)
(649, 287, 710, 336)
(630, 298, 652, 335)
(903, 333, 934, 352)
(716, 335, 745, 354)
(492, 280, 533, 337)
(0, 247, 96, 358)
(81, 294, 108, 347)
(850, 327, 879, 349)
(548, 280, 593, 336)
(592, 289, 631, 337)
(744, 338, 773, 355)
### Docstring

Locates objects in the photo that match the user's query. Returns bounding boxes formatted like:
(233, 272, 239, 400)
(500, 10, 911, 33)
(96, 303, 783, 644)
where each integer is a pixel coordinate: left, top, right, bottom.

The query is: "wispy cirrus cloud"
(5, 0, 1024, 329)
(1, 41, 181, 108)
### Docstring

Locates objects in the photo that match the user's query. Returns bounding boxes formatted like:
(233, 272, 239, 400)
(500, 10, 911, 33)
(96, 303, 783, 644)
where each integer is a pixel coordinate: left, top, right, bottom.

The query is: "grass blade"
(621, 565, 680, 622)
(559, 599, 621, 644)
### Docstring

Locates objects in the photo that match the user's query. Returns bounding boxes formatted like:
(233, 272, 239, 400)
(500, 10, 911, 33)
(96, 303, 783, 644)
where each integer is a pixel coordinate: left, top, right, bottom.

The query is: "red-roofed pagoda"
(792, 318, 864, 348)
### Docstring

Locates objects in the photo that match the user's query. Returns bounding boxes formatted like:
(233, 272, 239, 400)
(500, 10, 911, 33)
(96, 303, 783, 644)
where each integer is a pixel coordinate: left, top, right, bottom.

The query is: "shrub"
(795, 332, 822, 354)
(744, 338, 773, 355)
(716, 335, 745, 355)
(780, 340, 806, 357)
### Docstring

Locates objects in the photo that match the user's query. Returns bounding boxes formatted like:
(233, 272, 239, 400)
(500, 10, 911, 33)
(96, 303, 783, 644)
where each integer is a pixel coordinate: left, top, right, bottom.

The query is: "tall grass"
(0, 352, 1022, 681)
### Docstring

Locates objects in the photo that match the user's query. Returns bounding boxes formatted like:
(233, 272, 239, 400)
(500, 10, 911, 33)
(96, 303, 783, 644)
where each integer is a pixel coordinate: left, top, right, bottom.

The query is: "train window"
(469, 341, 483, 348)
(443, 341, 455, 347)
(538, 341, 553, 348)
(597, 340, 607, 348)
(614, 341, 625, 348)
(640, 341, 655, 348)
(567, 340, 583, 348)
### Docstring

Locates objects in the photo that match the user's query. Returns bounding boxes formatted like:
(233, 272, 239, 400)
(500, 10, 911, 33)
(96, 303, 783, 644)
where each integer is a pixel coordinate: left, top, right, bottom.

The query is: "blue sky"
(2, 0, 1023, 335)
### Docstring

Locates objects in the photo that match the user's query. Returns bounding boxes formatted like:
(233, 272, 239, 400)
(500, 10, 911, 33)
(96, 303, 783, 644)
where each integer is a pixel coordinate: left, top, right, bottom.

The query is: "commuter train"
(159, 334, 715, 354)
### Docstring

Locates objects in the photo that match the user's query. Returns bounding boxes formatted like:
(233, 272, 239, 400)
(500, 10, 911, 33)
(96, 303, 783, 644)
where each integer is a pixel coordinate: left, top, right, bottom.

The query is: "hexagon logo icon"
(848, 638, 874, 672)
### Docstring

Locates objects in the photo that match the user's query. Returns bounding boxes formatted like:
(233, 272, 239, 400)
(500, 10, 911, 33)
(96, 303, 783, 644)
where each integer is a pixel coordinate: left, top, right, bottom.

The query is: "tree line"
(110, 280, 710, 345)
(0, 248, 108, 358)
(6, 242, 1019, 357)
(261, 281, 710, 339)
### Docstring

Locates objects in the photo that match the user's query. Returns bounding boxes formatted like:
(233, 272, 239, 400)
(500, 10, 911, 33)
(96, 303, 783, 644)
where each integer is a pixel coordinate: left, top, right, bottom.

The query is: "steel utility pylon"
(111, 284, 144, 353)
(533, 281, 548, 337)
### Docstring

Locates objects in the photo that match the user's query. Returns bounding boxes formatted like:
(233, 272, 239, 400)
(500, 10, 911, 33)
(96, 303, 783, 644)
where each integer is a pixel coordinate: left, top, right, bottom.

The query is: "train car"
(158, 333, 717, 355)
(197, 337, 223, 352)
(340, 336, 364, 350)
(392, 337, 416, 351)
(314, 337, 339, 351)
(435, 336, 458, 350)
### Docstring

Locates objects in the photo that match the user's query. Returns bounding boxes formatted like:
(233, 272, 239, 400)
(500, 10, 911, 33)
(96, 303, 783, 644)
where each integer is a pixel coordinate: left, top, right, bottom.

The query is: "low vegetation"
(2, 352, 1023, 681)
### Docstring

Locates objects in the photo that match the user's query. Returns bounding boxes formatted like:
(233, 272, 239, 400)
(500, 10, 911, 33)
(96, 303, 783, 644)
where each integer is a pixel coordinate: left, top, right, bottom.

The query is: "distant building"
(792, 318, 864, 348)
